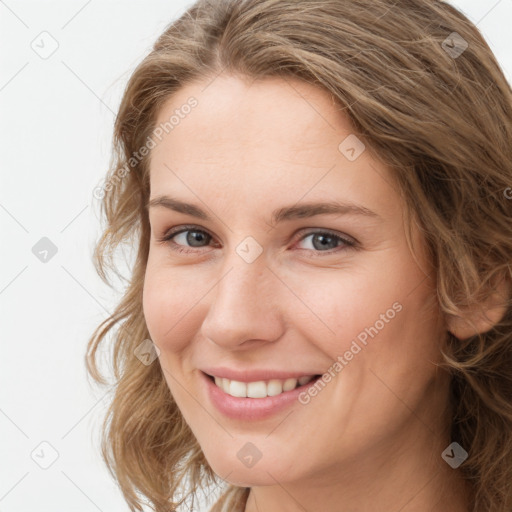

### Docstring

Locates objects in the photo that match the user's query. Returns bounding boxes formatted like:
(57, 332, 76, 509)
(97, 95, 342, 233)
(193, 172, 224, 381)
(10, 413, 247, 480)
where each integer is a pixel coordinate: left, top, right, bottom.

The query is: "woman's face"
(143, 74, 449, 488)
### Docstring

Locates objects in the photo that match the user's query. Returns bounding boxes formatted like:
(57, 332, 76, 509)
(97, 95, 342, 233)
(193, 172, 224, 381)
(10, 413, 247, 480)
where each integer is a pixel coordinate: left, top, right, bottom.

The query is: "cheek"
(284, 266, 401, 358)
(142, 262, 207, 352)
(288, 256, 438, 368)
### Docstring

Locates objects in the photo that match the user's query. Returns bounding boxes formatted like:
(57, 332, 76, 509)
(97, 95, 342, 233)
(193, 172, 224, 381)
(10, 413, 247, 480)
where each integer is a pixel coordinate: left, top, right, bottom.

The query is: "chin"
(204, 446, 300, 487)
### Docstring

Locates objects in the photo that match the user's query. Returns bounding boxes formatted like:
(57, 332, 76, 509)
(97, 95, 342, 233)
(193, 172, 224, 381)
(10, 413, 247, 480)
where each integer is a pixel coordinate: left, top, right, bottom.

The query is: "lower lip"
(201, 371, 320, 421)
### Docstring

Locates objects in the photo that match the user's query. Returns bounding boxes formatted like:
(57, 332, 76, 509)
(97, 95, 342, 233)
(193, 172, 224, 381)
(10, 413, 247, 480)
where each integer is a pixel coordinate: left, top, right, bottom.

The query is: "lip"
(200, 366, 319, 383)
(200, 370, 321, 421)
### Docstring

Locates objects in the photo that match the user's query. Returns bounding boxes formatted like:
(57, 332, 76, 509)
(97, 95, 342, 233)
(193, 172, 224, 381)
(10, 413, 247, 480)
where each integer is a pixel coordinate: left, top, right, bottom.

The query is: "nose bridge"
(200, 246, 284, 348)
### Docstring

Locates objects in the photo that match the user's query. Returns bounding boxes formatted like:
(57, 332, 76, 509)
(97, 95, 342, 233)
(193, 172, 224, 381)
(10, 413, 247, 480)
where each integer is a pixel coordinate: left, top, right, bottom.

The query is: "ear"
(447, 274, 511, 340)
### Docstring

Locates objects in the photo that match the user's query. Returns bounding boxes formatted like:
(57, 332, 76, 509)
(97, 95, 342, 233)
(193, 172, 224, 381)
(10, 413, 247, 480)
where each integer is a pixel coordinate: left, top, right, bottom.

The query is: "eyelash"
(155, 224, 357, 257)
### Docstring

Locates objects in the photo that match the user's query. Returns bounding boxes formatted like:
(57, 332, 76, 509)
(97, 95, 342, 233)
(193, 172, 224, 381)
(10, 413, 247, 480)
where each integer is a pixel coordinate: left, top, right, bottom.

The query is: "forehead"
(152, 74, 350, 162)
(148, 74, 400, 222)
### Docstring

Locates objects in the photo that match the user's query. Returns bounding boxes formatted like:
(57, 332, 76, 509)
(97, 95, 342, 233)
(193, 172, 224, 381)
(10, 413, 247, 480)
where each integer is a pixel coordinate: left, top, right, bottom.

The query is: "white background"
(1, 1, 511, 511)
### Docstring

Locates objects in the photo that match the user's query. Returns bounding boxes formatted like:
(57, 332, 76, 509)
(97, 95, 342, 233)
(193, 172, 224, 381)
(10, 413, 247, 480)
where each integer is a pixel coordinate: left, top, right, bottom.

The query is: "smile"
(211, 375, 317, 398)
(201, 370, 323, 420)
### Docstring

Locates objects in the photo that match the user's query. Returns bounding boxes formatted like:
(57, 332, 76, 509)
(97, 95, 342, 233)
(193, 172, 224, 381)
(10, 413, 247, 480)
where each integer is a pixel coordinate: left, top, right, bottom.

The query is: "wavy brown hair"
(86, 0, 512, 510)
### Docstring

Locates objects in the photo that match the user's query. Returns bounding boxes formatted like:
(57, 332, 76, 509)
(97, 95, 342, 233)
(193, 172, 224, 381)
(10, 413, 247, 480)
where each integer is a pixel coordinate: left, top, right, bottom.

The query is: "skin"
(143, 74, 471, 512)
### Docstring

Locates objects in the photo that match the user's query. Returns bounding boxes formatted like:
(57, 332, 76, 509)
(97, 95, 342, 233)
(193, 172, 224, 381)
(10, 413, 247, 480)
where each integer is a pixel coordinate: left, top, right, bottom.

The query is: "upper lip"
(201, 367, 320, 383)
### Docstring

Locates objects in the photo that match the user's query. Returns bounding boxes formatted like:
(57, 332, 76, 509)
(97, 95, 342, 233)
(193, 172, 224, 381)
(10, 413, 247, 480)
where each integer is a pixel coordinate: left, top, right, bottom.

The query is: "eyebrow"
(147, 195, 381, 224)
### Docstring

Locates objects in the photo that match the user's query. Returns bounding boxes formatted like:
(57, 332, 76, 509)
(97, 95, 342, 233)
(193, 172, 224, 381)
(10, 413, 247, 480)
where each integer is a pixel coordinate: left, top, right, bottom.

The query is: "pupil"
(313, 234, 337, 251)
(188, 231, 208, 247)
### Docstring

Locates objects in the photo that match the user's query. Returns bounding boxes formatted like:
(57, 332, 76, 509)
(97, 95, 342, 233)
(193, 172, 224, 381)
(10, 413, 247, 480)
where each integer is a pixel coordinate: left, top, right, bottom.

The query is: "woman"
(86, 0, 512, 510)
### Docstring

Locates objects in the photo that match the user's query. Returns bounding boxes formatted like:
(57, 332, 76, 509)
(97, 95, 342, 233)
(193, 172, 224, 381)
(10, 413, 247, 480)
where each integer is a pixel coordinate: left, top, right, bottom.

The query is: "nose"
(200, 255, 285, 350)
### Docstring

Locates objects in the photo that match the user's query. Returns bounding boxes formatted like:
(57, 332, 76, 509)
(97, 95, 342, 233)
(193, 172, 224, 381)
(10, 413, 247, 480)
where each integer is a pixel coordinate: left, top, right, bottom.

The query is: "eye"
(294, 230, 356, 255)
(156, 225, 217, 254)
(155, 225, 357, 256)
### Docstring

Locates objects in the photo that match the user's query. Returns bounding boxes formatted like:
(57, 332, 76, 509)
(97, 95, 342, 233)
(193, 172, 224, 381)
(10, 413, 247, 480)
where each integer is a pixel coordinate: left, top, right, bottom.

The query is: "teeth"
(212, 375, 316, 398)
(267, 379, 283, 396)
(229, 380, 247, 397)
(283, 378, 297, 392)
(247, 381, 267, 398)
